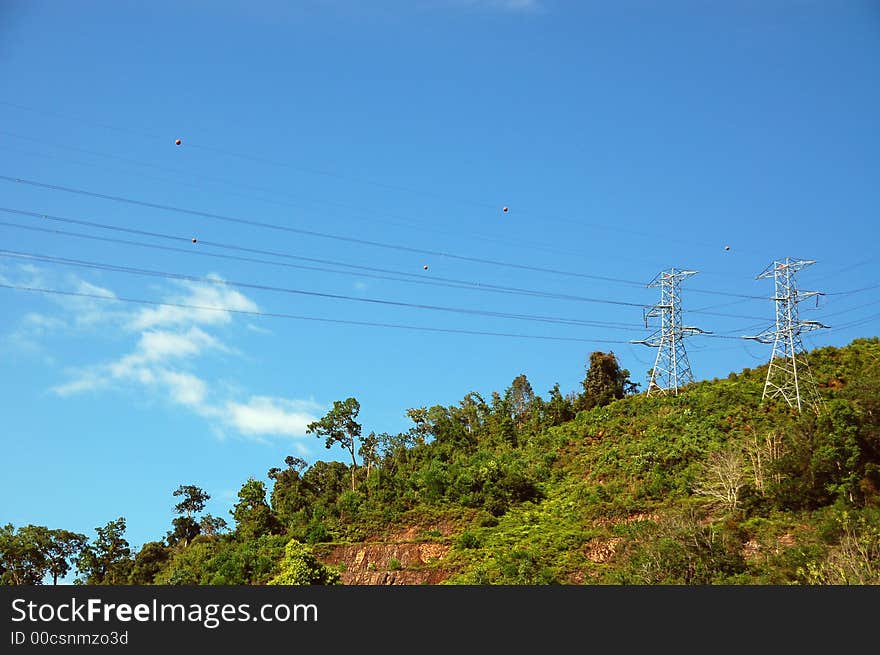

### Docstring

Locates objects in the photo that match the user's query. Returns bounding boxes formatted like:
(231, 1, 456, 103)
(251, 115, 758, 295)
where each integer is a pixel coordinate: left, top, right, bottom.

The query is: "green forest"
(3, 337, 879, 585)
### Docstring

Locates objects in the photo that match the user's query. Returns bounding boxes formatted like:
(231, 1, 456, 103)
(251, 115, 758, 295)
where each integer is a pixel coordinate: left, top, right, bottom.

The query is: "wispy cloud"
(52, 371, 106, 397)
(22, 312, 65, 333)
(246, 323, 272, 335)
(65, 279, 119, 328)
(129, 276, 258, 331)
(1, 264, 123, 340)
(138, 326, 226, 362)
(8, 268, 323, 442)
(162, 370, 210, 409)
(224, 396, 322, 439)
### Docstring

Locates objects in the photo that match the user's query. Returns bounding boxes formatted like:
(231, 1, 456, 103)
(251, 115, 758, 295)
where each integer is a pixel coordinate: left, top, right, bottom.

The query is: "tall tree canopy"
(580, 351, 639, 411)
(232, 478, 281, 541)
(168, 485, 211, 548)
(76, 518, 132, 585)
(307, 397, 363, 491)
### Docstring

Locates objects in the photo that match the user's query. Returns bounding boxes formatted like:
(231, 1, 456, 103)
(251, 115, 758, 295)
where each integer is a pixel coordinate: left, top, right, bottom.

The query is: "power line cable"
(0, 100, 770, 254)
(0, 136, 622, 263)
(0, 175, 654, 287)
(0, 175, 780, 306)
(0, 249, 647, 330)
(0, 206, 650, 309)
(0, 282, 631, 345)
(1, 207, 775, 324)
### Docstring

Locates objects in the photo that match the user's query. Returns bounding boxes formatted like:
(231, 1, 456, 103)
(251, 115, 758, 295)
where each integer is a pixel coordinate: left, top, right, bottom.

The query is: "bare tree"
(694, 448, 746, 513)
(746, 429, 784, 496)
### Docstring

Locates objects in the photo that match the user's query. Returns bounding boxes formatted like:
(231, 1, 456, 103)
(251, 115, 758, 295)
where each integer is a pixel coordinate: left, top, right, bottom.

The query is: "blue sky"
(1, 0, 878, 555)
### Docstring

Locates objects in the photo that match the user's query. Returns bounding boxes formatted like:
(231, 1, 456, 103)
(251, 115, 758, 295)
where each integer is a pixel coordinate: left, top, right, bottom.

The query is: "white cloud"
(53, 277, 122, 328)
(52, 371, 107, 396)
(246, 323, 272, 335)
(223, 396, 321, 438)
(3, 267, 123, 333)
(39, 276, 320, 440)
(16, 263, 48, 287)
(129, 276, 258, 330)
(138, 326, 225, 361)
(76, 280, 116, 299)
(102, 326, 226, 384)
(162, 370, 210, 409)
(23, 312, 65, 332)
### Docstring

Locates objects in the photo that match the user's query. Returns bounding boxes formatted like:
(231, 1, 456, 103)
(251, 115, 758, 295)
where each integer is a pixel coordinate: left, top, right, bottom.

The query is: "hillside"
(3, 338, 879, 585)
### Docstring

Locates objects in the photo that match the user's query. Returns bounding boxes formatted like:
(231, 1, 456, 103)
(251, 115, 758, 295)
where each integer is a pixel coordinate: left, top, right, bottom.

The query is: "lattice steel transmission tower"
(630, 268, 708, 396)
(743, 258, 828, 413)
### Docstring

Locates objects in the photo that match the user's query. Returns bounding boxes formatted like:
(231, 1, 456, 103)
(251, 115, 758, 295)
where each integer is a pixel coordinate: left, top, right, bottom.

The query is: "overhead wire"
(0, 100, 772, 255)
(0, 175, 787, 308)
(3, 109, 874, 333)
(0, 175, 655, 288)
(0, 217, 646, 315)
(0, 135, 624, 263)
(0, 283, 630, 345)
(0, 249, 647, 330)
(0, 206, 779, 323)
(1, 103, 874, 383)
(0, 207, 648, 309)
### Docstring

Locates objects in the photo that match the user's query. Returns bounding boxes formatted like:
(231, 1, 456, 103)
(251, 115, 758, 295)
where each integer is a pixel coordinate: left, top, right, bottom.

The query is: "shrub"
(457, 531, 480, 549)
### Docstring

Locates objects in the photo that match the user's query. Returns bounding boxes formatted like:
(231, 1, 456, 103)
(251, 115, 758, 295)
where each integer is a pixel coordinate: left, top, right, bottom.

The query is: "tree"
(458, 392, 490, 436)
(301, 460, 349, 502)
(693, 448, 747, 514)
(0, 525, 87, 586)
(198, 515, 228, 537)
(307, 397, 363, 492)
(799, 509, 880, 585)
(285, 455, 309, 472)
(746, 429, 784, 497)
(0, 524, 50, 585)
(173, 485, 210, 518)
(268, 539, 340, 585)
(359, 432, 381, 479)
(579, 351, 638, 411)
(505, 374, 536, 429)
(489, 391, 517, 447)
(168, 485, 211, 548)
(232, 478, 281, 541)
(404, 407, 431, 447)
(545, 383, 575, 426)
(76, 518, 132, 585)
(45, 530, 87, 585)
(129, 541, 170, 584)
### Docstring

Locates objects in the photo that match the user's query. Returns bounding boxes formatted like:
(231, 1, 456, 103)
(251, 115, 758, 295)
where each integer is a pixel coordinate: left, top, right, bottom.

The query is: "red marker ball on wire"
(175, 138, 182, 146)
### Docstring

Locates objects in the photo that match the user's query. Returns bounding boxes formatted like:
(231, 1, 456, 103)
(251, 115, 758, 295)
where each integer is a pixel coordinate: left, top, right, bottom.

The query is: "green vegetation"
(2, 338, 879, 585)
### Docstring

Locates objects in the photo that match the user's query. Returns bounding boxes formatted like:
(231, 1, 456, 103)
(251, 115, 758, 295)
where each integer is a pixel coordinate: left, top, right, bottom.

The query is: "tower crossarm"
(742, 329, 776, 344)
(799, 320, 830, 332)
(756, 258, 816, 280)
(629, 329, 664, 348)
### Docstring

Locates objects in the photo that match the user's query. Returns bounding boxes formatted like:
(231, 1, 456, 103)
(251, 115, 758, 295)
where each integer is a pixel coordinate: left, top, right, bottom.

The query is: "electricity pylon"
(743, 257, 828, 413)
(630, 268, 708, 396)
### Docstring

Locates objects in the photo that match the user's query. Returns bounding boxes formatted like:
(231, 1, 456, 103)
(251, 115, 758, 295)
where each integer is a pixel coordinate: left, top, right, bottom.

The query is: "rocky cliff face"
(318, 521, 457, 585)
(321, 542, 451, 585)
